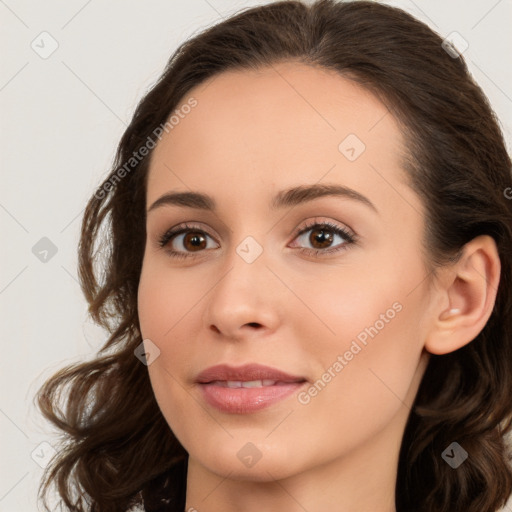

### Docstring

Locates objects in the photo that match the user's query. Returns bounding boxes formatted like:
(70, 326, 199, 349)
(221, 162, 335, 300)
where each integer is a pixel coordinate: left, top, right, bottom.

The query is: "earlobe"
(424, 235, 501, 356)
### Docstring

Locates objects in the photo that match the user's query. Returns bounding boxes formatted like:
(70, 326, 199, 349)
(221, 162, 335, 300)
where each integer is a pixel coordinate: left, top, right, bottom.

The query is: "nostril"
(246, 322, 261, 328)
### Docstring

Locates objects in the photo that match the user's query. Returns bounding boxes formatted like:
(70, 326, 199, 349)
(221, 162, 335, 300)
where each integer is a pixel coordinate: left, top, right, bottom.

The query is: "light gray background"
(1, 0, 511, 510)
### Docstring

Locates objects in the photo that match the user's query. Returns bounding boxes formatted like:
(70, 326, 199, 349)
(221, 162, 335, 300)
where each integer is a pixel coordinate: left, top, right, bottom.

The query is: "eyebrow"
(147, 183, 378, 215)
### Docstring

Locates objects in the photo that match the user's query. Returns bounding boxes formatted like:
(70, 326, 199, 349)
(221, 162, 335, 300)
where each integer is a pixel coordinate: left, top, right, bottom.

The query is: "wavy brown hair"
(37, 1, 512, 511)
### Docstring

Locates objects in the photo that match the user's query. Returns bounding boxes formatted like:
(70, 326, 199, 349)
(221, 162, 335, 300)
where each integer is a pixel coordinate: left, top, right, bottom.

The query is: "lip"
(196, 364, 307, 414)
(196, 363, 306, 384)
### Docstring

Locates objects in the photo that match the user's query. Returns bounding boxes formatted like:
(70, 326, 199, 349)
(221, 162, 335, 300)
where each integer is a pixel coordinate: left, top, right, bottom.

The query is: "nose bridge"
(214, 234, 269, 307)
(203, 233, 279, 336)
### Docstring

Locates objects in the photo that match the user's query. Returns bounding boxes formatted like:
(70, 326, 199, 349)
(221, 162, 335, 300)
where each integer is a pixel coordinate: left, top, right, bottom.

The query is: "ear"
(424, 235, 501, 355)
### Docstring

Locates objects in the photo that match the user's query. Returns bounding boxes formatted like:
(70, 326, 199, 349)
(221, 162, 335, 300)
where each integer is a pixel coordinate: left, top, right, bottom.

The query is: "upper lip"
(196, 364, 307, 384)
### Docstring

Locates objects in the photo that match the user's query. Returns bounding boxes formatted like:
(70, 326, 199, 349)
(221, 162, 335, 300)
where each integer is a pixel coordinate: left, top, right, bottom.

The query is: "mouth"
(206, 379, 302, 388)
(196, 363, 306, 384)
(196, 364, 308, 414)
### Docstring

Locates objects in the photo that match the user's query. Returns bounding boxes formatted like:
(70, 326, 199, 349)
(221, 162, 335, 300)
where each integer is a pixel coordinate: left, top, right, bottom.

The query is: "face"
(137, 61, 434, 482)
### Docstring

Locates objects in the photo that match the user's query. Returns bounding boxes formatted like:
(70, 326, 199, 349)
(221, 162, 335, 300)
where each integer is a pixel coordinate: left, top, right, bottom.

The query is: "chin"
(190, 441, 304, 482)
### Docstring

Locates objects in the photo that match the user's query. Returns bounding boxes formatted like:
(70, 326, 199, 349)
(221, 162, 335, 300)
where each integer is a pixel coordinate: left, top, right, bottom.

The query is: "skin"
(137, 61, 500, 512)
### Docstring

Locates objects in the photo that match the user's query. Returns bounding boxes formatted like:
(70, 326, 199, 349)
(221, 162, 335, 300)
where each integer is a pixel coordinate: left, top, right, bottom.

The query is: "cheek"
(289, 255, 421, 361)
(284, 289, 425, 467)
(137, 264, 207, 434)
(137, 261, 208, 340)
(290, 250, 428, 418)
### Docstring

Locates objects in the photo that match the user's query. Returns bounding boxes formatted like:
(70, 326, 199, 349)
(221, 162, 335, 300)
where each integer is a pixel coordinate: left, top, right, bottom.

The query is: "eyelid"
(290, 217, 356, 243)
(156, 217, 357, 258)
(157, 221, 219, 249)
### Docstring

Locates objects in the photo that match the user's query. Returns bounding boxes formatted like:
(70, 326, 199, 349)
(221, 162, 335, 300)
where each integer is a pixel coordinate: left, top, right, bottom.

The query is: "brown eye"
(309, 227, 335, 249)
(181, 232, 207, 252)
(290, 221, 355, 256)
(158, 224, 219, 258)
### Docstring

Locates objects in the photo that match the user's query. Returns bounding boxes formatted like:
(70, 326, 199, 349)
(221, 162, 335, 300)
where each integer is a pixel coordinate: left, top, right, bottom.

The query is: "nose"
(202, 243, 282, 341)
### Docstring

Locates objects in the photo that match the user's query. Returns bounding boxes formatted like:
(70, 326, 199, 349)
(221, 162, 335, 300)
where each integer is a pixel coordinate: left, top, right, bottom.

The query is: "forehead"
(147, 61, 410, 210)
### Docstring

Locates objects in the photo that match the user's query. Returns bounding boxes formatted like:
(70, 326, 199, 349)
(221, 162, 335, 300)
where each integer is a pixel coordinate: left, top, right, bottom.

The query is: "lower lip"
(198, 382, 306, 414)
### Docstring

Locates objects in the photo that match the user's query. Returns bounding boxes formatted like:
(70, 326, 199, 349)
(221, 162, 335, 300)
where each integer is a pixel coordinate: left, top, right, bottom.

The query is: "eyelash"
(157, 220, 357, 260)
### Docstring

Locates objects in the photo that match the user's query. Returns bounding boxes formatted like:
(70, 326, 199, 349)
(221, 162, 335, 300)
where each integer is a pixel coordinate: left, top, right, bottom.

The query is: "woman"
(37, 1, 512, 511)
